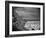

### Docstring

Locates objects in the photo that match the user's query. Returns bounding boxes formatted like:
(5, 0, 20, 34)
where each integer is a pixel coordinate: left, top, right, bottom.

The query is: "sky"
(14, 7, 40, 20)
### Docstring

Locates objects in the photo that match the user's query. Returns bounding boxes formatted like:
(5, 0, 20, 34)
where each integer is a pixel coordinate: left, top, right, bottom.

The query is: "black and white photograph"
(5, 1, 45, 37)
(12, 7, 40, 31)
